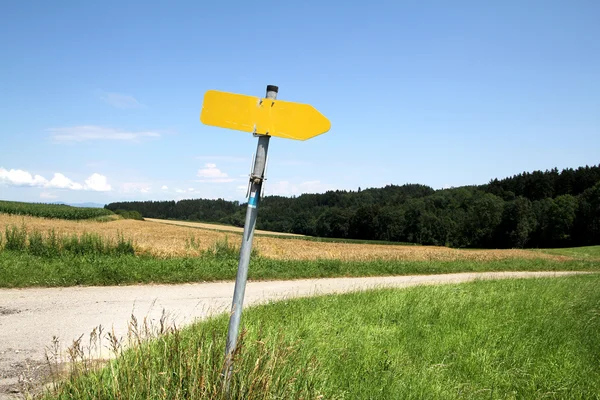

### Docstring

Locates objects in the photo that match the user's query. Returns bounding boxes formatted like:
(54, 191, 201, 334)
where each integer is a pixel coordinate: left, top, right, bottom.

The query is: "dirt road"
(0, 271, 585, 398)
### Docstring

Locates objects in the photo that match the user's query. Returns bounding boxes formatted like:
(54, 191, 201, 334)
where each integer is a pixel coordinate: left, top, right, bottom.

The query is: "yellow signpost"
(200, 85, 330, 388)
(200, 89, 331, 140)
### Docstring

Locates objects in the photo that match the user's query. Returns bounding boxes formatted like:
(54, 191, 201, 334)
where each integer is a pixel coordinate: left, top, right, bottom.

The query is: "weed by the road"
(185, 234, 202, 251)
(200, 236, 259, 259)
(2, 224, 134, 257)
(4, 224, 28, 251)
(43, 312, 319, 399)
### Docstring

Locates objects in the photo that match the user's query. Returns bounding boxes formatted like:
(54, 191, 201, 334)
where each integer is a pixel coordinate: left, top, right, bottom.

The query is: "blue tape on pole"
(248, 193, 258, 208)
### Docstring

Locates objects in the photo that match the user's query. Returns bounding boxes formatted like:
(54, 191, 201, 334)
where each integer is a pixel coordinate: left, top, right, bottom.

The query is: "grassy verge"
(0, 250, 598, 288)
(534, 245, 600, 259)
(43, 274, 600, 399)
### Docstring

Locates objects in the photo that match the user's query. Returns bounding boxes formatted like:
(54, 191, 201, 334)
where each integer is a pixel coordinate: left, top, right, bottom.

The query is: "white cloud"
(49, 126, 160, 142)
(0, 168, 111, 192)
(175, 189, 186, 193)
(49, 173, 83, 190)
(161, 185, 169, 190)
(198, 163, 226, 178)
(196, 163, 234, 183)
(85, 173, 112, 191)
(188, 188, 195, 192)
(0, 168, 47, 187)
(40, 192, 57, 199)
(120, 182, 150, 194)
(99, 91, 144, 109)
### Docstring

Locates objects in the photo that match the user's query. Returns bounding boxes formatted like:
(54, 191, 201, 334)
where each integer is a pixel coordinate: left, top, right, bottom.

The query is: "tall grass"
(113, 209, 144, 220)
(4, 224, 28, 251)
(185, 234, 202, 251)
(42, 316, 319, 399)
(2, 225, 134, 257)
(201, 235, 258, 259)
(40, 275, 600, 399)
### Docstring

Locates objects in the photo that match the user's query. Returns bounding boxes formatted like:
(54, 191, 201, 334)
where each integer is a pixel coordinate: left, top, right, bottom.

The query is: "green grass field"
(536, 245, 600, 259)
(1, 250, 598, 288)
(43, 274, 600, 399)
(0, 200, 113, 220)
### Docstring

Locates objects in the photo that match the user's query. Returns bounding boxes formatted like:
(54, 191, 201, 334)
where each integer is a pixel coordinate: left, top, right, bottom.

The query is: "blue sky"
(1, 1, 599, 205)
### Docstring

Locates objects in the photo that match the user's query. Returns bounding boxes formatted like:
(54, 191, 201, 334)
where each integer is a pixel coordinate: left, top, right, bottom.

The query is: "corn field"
(0, 200, 114, 220)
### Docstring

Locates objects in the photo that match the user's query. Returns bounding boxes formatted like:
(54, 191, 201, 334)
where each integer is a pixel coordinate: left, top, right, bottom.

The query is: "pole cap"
(266, 85, 279, 93)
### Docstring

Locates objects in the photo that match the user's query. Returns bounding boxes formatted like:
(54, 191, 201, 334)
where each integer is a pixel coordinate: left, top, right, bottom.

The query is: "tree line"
(106, 165, 600, 248)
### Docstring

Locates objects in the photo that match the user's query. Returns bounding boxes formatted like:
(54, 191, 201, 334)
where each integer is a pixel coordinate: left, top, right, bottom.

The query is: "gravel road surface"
(0, 271, 584, 398)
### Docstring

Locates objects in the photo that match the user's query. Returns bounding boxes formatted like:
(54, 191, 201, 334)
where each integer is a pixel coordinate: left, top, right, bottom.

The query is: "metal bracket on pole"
(245, 155, 255, 199)
(261, 156, 269, 198)
(223, 85, 278, 389)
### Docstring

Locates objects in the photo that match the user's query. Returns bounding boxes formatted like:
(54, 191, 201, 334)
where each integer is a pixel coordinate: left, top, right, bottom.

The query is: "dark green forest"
(106, 165, 600, 249)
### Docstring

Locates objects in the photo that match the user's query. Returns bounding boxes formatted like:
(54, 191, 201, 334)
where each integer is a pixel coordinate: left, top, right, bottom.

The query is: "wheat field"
(0, 214, 569, 262)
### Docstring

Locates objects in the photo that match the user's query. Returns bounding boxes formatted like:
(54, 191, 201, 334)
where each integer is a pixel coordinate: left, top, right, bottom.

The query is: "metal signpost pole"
(199, 83, 329, 388)
(223, 85, 278, 381)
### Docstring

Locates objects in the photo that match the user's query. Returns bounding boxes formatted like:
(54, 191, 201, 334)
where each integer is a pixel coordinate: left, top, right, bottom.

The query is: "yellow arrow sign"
(200, 90, 331, 141)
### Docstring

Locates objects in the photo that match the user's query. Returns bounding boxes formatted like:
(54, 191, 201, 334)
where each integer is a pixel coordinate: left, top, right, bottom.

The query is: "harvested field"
(0, 213, 570, 262)
(144, 218, 304, 237)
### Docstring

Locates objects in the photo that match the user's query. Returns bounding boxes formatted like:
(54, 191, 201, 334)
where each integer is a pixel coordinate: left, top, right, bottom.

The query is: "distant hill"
(50, 202, 105, 208)
(106, 164, 600, 249)
(68, 202, 105, 208)
(0, 200, 114, 220)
